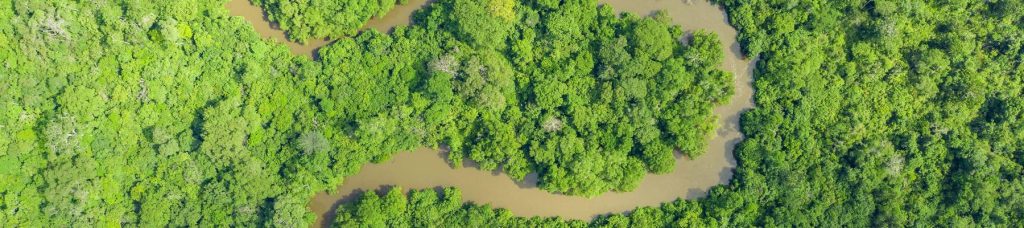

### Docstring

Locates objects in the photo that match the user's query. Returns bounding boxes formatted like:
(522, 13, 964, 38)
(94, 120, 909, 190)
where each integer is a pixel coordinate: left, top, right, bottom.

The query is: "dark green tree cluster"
(8, 0, 1023, 226)
(313, 0, 732, 196)
(710, 0, 1024, 225)
(334, 187, 590, 227)
(252, 0, 407, 42)
(1, 0, 339, 226)
(334, 187, 718, 227)
(336, 0, 1024, 226)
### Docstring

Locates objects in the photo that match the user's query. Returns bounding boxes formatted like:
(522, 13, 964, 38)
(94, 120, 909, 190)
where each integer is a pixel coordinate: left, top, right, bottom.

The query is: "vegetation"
(402, 0, 732, 196)
(5, 0, 1023, 226)
(710, 0, 1024, 225)
(1, 0, 728, 226)
(334, 187, 589, 227)
(252, 0, 406, 42)
(334, 187, 708, 227)
(1, 0, 343, 226)
(336, 0, 1024, 227)
(278, 0, 732, 196)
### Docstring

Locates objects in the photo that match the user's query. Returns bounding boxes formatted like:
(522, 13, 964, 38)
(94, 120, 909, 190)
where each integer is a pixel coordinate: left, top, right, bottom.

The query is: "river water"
(224, 0, 755, 226)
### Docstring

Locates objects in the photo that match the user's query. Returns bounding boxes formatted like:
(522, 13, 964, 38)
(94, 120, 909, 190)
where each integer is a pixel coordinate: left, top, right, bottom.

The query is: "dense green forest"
(333, 187, 539, 227)
(1, 0, 730, 226)
(313, 0, 732, 196)
(252, 0, 406, 42)
(333, 187, 708, 227)
(4, 0, 1023, 227)
(3, 1, 329, 226)
(336, 0, 1024, 227)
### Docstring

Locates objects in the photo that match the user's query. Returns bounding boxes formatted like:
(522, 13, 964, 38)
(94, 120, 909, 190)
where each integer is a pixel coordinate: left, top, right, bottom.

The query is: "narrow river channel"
(224, 0, 755, 226)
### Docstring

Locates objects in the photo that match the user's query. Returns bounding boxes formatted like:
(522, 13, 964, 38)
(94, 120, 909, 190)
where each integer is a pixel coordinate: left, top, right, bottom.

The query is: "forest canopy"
(335, 0, 1024, 226)
(252, 0, 406, 42)
(303, 0, 733, 196)
(3, 0, 1023, 227)
(1, 0, 730, 226)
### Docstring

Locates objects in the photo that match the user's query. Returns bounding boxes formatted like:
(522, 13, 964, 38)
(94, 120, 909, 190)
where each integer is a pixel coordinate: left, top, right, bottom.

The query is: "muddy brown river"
(225, 0, 755, 226)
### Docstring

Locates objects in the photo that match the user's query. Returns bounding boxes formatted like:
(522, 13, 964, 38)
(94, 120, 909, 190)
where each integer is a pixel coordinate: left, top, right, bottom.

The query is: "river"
(223, 0, 755, 226)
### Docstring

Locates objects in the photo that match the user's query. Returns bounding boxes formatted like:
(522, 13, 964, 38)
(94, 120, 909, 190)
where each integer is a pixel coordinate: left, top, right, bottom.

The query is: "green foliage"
(252, 0, 402, 42)
(451, 0, 516, 48)
(0, 0, 728, 225)
(404, 0, 732, 196)
(8, 0, 1023, 226)
(292, 0, 731, 196)
(705, 0, 1024, 225)
(0, 0, 344, 226)
(335, 187, 577, 227)
(336, 0, 1024, 226)
(335, 187, 717, 228)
